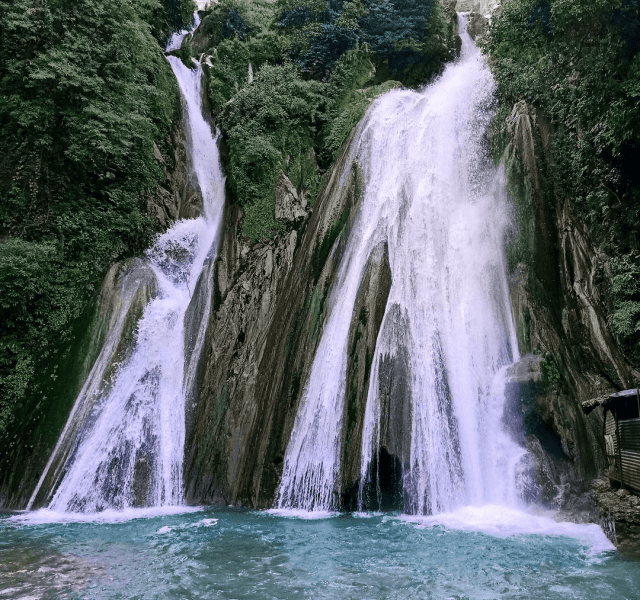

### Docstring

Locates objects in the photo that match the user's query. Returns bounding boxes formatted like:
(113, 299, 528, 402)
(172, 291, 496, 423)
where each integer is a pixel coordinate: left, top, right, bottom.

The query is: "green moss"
(516, 306, 533, 355)
(540, 352, 562, 394)
(307, 281, 329, 346)
(311, 202, 352, 282)
(346, 306, 370, 440)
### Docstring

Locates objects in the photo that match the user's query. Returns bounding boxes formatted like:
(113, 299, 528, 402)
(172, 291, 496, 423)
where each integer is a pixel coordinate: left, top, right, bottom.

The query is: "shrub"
(274, 0, 451, 84)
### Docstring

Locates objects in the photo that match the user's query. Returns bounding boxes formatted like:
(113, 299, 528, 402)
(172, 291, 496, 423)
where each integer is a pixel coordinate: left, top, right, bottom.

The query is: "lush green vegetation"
(484, 0, 640, 364)
(0, 0, 194, 438)
(221, 63, 326, 238)
(277, 0, 453, 82)
(191, 0, 456, 239)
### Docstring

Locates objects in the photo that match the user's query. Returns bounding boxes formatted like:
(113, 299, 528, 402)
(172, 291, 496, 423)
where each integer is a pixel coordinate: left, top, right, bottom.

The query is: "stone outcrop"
(504, 354, 605, 514)
(592, 478, 640, 554)
(466, 12, 488, 39)
(274, 171, 308, 224)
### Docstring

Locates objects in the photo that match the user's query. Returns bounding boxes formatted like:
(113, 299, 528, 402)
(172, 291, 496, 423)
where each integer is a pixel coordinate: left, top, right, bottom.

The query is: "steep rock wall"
(147, 119, 203, 227)
(498, 100, 640, 509)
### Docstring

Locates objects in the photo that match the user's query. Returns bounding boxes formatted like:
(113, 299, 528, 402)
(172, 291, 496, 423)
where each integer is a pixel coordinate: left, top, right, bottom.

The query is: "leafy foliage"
(359, 0, 448, 83)
(303, 22, 360, 75)
(194, 1, 252, 48)
(0, 0, 187, 437)
(194, 0, 275, 49)
(152, 0, 198, 43)
(610, 253, 640, 363)
(274, 0, 453, 82)
(321, 45, 399, 162)
(484, 0, 640, 363)
(195, 0, 454, 239)
(220, 63, 326, 239)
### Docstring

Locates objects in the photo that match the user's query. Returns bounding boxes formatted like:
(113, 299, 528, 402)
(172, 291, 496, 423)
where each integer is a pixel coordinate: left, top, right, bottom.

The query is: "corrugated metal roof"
(582, 388, 639, 414)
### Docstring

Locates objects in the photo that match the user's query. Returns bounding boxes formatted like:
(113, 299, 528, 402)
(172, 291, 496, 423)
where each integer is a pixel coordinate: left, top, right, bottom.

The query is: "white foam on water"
(155, 517, 217, 534)
(399, 505, 616, 556)
(9, 505, 203, 526)
(264, 508, 339, 520)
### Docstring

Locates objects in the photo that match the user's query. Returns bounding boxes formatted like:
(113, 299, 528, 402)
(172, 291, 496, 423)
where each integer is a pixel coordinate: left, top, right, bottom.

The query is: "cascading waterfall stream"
(276, 14, 527, 514)
(27, 22, 225, 513)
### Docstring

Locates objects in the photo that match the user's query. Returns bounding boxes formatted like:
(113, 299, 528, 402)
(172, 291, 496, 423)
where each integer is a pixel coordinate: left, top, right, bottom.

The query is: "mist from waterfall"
(27, 25, 225, 513)
(276, 14, 527, 514)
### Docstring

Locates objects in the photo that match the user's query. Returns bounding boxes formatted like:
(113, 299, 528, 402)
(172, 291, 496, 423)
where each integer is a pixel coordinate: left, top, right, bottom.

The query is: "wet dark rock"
(341, 242, 393, 508)
(183, 131, 380, 508)
(500, 99, 640, 540)
(132, 454, 151, 507)
(146, 120, 203, 227)
(467, 11, 487, 39)
(592, 478, 640, 553)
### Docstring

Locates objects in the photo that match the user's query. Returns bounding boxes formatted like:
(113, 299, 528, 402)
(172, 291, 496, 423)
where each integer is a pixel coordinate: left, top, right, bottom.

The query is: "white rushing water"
(277, 15, 526, 514)
(165, 13, 201, 52)
(28, 24, 225, 513)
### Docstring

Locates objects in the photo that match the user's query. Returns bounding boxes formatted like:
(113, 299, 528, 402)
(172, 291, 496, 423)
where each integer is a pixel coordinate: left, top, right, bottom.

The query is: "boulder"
(467, 11, 488, 39)
(592, 478, 640, 554)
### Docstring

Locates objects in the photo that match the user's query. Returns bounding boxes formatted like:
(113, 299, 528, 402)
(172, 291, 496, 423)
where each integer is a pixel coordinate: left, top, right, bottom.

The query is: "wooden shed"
(585, 389, 640, 493)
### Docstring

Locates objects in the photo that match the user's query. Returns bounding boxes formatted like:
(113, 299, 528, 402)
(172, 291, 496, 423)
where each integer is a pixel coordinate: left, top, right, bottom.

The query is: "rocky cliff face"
(183, 131, 397, 507)
(147, 119, 203, 227)
(497, 100, 640, 515)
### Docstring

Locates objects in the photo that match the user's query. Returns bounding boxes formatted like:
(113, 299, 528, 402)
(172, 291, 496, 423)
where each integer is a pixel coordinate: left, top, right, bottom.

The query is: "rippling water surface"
(1, 508, 638, 599)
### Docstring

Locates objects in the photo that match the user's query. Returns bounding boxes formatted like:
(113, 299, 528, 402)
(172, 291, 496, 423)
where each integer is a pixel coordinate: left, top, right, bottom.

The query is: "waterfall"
(165, 13, 200, 53)
(27, 23, 225, 513)
(276, 15, 526, 514)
